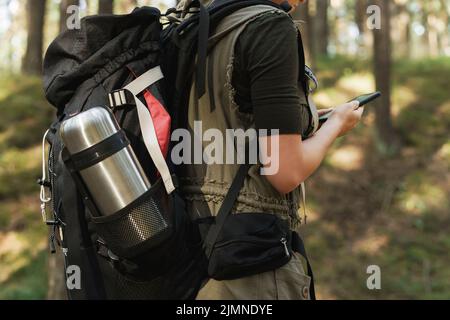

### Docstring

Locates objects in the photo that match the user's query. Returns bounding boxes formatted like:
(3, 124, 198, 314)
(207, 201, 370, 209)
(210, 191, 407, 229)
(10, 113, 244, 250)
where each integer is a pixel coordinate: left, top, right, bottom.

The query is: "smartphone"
(318, 91, 381, 123)
(352, 91, 381, 108)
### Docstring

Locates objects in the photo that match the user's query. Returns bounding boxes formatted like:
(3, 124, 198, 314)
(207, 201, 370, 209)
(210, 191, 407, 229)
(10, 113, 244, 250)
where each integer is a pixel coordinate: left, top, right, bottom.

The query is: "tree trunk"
(391, 1, 411, 58)
(355, 0, 366, 36)
(99, 0, 114, 14)
(60, 0, 79, 33)
(313, 0, 329, 57)
(372, 0, 398, 153)
(22, 0, 47, 75)
(404, 5, 412, 59)
(47, 250, 68, 300)
(439, 0, 449, 56)
(421, 5, 430, 57)
(427, 14, 439, 57)
(119, 0, 138, 13)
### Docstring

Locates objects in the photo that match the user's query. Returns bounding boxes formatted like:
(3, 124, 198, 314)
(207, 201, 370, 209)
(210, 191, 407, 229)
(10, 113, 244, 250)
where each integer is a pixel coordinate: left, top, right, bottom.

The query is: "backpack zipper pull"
(281, 237, 290, 257)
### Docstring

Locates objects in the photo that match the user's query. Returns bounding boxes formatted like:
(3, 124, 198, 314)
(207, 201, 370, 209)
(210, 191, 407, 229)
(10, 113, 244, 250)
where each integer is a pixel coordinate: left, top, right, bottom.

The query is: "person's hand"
(328, 101, 364, 137)
(317, 108, 334, 130)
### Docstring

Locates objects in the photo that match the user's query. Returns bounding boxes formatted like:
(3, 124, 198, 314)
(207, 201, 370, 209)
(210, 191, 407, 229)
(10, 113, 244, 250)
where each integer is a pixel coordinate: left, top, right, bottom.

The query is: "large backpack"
(40, 0, 315, 300)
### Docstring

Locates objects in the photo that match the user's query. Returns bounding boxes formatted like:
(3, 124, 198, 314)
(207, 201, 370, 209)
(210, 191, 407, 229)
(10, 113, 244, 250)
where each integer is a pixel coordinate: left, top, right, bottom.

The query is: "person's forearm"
(262, 102, 361, 194)
(297, 117, 342, 181)
(262, 117, 343, 194)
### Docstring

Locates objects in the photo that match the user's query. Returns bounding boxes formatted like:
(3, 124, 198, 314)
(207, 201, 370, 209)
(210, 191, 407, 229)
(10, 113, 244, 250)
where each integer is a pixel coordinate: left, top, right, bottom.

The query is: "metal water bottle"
(60, 107, 151, 216)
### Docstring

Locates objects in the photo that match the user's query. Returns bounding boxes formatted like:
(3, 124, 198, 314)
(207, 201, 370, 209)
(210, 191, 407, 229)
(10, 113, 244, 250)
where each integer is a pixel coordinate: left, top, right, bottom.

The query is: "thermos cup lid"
(60, 107, 120, 154)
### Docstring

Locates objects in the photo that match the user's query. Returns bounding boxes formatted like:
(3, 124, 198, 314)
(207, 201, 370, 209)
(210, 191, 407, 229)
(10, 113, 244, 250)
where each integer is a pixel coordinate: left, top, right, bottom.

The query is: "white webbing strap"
(300, 182, 308, 224)
(124, 66, 175, 194)
(307, 95, 319, 137)
(40, 129, 51, 223)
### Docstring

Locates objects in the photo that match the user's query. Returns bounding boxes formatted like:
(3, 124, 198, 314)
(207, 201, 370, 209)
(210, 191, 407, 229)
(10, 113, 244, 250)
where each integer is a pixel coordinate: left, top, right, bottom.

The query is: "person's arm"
(260, 101, 364, 194)
(236, 14, 364, 193)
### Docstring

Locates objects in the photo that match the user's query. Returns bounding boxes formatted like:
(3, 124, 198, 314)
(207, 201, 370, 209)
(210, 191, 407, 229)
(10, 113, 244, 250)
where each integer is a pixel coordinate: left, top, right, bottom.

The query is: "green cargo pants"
(196, 253, 311, 300)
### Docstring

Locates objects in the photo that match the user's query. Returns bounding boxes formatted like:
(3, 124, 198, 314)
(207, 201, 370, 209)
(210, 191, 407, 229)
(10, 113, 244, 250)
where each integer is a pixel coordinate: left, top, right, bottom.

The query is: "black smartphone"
(352, 91, 381, 108)
(318, 92, 381, 123)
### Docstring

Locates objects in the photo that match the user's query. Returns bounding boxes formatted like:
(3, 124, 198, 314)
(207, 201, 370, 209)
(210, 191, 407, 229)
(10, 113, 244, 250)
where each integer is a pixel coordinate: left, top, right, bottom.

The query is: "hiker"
(41, 0, 363, 300)
(176, 0, 364, 300)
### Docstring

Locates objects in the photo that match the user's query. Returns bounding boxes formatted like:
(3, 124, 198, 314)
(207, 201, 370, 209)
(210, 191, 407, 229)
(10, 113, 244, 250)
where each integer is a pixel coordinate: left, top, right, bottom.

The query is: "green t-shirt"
(232, 12, 311, 136)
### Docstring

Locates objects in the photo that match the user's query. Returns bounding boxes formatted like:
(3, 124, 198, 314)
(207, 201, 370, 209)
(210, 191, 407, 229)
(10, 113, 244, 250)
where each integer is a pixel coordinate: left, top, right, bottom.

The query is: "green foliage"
(0, 75, 54, 299)
(0, 75, 54, 199)
(0, 75, 54, 151)
(0, 249, 48, 300)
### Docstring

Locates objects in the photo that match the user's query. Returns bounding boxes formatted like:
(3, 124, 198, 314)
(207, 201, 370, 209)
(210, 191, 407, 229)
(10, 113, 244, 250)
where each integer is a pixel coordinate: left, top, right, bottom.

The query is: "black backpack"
(40, 0, 315, 300)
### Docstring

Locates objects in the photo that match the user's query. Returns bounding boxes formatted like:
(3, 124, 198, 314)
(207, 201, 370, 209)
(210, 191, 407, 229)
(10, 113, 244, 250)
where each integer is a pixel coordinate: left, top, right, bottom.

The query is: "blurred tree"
(403, 6, 412, 58)
(392, 0, 412, 58)
(60, 0, 80, 33)
(119, 0, 138, 14)
(355, 0, 367, 36)
(439, 0, 449, 55)
(355, 0, 373, 56)
(22, 0, 47, 75)
(313, 0, 329, 57)
(99, 0, 114, 14)
(420, 2, 432, 57)
(47, 251, 67, 300)
(372, 0, 398, 152)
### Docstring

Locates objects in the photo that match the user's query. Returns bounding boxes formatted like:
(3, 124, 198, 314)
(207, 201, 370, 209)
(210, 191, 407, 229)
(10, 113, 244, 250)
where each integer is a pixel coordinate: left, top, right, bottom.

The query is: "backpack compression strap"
(123, 66, 176, 194)
(203, 163, 252, 258)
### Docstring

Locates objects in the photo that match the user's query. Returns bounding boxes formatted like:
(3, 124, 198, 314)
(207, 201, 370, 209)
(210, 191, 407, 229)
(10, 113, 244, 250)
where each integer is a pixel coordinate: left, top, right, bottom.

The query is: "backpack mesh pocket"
(91, 179, 173, 259)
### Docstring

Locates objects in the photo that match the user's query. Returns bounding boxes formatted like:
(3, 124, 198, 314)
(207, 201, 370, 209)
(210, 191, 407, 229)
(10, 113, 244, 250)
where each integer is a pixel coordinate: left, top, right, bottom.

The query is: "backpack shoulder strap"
(191, 0, 288, 99)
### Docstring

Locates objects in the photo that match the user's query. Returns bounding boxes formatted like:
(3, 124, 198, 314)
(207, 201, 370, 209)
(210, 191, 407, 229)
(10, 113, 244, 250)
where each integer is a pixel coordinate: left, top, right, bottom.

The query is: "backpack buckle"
(108, 89, 135, 110)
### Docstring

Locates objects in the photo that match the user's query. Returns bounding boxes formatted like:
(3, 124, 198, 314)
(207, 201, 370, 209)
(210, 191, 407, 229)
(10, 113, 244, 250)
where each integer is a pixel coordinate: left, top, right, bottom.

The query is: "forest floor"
(0, 56, 449, 299)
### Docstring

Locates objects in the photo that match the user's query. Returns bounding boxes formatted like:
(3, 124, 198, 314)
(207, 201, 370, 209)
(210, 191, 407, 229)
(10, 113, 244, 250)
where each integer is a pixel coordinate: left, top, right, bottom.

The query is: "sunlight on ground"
(437, 101, 450, 121)
(352, 232, 389, 255)
(398, 173, 447, 216)
(0, 231, 47, 283)
(298, 203, 320, 224)
(0, 145, 41, 173)
(0, 193, 47, 296)
(313, 73, 374, 108)
(313, 90, 339, 108)
(315, 286, 337, 300)
(328, 145, 364, 171)
(336, 73, 375, 95)
(436, 141, 450, 163)
(392, 86, 418, 117)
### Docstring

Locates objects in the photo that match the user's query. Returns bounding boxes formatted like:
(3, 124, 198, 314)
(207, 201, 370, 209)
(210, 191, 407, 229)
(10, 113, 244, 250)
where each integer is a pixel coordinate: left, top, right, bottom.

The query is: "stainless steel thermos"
(60, 107, 151, 216)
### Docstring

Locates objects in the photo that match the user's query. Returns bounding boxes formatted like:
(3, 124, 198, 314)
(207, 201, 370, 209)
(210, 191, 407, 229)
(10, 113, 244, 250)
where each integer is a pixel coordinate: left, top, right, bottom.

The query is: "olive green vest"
(180, 5, 305, 228)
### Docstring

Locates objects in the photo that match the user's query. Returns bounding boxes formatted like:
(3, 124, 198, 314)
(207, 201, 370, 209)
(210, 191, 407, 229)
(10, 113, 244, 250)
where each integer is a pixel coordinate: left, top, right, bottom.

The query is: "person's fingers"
(350, 100, 360, 110)
(355, 106, 365, 118)
(317, 108, 333, 115)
